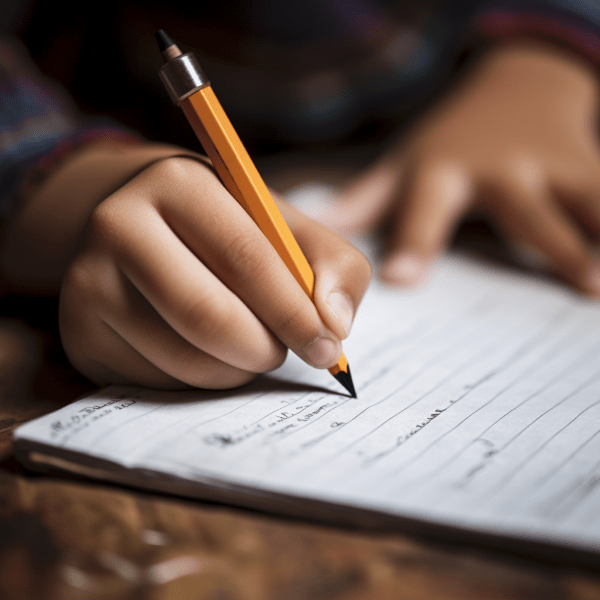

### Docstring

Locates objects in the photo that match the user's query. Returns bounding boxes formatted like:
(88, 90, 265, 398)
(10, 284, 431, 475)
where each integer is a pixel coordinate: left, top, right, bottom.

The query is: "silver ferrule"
(159, 53, 210, 104)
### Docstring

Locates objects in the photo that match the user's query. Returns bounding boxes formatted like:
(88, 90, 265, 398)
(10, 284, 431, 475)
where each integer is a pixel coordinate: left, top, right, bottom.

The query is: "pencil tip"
(334, 366, 357, 398)
(155, 29, 174, 53)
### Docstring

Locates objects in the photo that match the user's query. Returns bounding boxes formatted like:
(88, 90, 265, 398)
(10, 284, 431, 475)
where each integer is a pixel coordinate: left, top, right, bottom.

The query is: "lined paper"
(14, 254, 600, 553)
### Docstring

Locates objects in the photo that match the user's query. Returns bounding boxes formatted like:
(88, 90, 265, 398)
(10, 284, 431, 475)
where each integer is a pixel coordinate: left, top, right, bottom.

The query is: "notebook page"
(14, 254, 600, 552)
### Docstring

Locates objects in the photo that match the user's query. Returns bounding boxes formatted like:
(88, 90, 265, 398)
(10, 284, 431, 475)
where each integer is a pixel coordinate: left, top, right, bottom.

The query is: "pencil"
(155, 30, 356, 398)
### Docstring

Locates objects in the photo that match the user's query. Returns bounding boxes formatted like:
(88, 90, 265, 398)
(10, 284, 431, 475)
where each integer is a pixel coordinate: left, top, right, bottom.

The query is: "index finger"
(149, 158, 345, 369)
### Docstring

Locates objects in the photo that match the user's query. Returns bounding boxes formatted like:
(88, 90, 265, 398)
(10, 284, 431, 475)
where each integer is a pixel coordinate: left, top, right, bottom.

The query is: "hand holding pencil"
(54, 36, 371, 392)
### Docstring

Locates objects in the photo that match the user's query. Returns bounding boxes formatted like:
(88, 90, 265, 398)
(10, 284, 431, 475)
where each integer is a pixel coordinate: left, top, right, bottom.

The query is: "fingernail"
(326, 291, 354, 337)
(584, 264, 600, 298)
(380, 252, 426, 286)
(302, 337, 340, 368)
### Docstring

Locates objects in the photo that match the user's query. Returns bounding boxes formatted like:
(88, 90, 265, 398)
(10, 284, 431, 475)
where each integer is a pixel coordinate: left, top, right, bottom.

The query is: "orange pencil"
(155, 30, 356, 397)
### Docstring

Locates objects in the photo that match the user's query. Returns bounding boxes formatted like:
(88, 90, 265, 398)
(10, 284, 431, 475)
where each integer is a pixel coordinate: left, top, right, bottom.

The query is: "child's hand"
(332, 41, 600, 296)
(55, 155, 370, 389)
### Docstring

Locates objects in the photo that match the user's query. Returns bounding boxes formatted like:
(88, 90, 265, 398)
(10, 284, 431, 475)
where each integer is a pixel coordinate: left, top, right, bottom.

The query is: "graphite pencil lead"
(155, 29, 174, 52)
(334, 366, 357, 398)
(155, 30, 182, 61)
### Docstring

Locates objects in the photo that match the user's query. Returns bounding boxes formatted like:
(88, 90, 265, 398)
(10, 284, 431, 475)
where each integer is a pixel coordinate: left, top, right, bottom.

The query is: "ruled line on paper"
(489, 392, 600, 502)
(394, 321, 597, 491)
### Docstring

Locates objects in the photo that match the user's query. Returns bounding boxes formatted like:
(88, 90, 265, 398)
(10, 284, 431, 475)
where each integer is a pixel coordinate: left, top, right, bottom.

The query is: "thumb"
(279, 200, 372, 340)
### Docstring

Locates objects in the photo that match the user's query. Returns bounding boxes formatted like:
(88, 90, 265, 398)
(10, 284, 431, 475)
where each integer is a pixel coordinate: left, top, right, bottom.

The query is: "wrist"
(0, 142, 201, 294)
(474, 40, 600, 105)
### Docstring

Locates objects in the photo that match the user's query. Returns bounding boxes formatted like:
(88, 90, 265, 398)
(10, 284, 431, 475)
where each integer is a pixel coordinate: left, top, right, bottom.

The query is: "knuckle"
(419, 161, 472, 211)
(275, 300, 320, 345)
(224, 230, 266, 274)
(504, 155, 544, 193)
(146, 155, 215, 189)
(87, 198, 130, 249)
(146, 155, 189, 180)
(178, 292, 227, 338)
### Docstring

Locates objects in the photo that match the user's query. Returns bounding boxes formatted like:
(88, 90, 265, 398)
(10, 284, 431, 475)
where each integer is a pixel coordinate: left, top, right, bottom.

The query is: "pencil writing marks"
(539, 469, 600, 520)
(198, 396, 340, 450)
(451, 439, 498, 490)
(360, 407, 449, 467)
(297, 401, 337, 422)
(202, 424, 265, 447)
(49, 398, 137, 444)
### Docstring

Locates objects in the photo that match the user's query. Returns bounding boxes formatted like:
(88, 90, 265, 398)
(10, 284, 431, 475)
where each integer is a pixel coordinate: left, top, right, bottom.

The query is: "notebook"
(13, 253, 600, 563)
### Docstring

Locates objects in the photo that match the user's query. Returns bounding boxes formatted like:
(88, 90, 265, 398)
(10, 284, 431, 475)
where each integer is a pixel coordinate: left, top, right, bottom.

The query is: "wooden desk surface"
(2, 301, 600, 600)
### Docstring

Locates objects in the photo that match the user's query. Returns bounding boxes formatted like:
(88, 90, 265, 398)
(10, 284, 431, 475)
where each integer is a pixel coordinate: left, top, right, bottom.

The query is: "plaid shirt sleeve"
(0, 37, 141, 225)
(470, 1, 600, 63)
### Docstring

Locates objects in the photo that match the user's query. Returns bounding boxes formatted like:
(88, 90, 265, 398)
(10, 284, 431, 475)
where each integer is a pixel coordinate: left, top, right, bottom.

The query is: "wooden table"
(2, 293, 600, 600)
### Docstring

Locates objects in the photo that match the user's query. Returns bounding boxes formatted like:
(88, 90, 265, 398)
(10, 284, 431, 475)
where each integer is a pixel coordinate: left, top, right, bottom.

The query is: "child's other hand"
(333, 41, 600, 296)
(58, 157, 371, 389)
